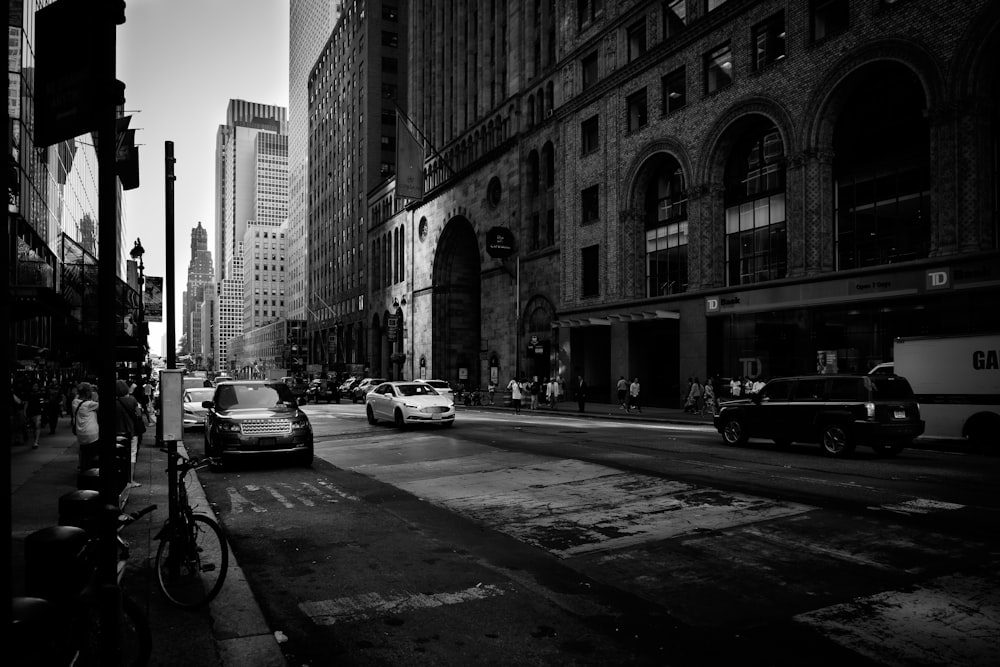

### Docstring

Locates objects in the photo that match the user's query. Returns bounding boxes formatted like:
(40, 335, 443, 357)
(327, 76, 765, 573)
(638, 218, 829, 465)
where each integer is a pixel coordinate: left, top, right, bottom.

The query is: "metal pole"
(165, 141, 178, 527)
(515, 256, 520, 380)
(97, 2, 121, 662)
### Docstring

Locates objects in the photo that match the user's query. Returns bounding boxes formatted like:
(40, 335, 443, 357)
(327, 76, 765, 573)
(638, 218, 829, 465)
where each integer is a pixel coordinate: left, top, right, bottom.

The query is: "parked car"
(182, 387, 216, 429)
(418, 379, 455, 402)
(202, 380, 314, 466)
(351, 377, 388, 403)
(306, 379, 340, 403)
(212, 374, 234, 386)
(365, 381, 455, 428)
(280, 376, 308, 403)
(867, 362, 895, 375)
(338, 376, 359, 395)
(713, 374, 924, 457)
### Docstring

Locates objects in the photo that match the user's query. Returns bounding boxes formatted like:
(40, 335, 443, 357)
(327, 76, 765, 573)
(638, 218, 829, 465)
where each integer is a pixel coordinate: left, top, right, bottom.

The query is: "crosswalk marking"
(225, 480, 358, 513)
(870, 498, 966, 515)
(299, 584, 509, 625)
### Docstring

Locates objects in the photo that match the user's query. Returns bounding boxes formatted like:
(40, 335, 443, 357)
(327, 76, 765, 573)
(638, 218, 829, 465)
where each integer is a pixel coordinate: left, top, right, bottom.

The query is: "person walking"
(116, 379, 143, 487)
(575, 375, 587, 412)
(629, 377, 642, 414)
(134, 379, 151, 424)
(730, 376, 742, 398)
(72, 382, 100, 469)
(44, 381, 63, 434)
(702, 380, 716, 415)
(616, 376, 629, 411)
(690, 377, 704, 414)
(683, 377, 695, 413)
(507, 376, 523, 414)
(529, 376, 540, 410)
(487, 380, 497, 406)
(547, 377, 559, 410)
(25, 382, 45, 448)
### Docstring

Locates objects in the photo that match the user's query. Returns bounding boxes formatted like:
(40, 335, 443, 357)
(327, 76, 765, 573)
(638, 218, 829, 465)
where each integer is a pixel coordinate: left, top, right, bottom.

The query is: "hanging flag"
(395, 111, 424, 201)
(144, 276, 163, 322)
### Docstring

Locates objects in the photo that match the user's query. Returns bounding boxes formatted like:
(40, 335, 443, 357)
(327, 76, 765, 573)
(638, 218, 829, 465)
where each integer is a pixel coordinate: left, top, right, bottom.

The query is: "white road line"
(280, 482, 315, 507)
(226, 486, 267, 514)
(870, 498, 966, 515)
(264, 485, 295, 508)
(299, 584, 509, 625)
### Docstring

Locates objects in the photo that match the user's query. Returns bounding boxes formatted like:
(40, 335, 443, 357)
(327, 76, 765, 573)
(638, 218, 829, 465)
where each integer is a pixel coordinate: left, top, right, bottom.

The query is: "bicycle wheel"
(155, 513, 229, 608)
(77, 593, 152, 666)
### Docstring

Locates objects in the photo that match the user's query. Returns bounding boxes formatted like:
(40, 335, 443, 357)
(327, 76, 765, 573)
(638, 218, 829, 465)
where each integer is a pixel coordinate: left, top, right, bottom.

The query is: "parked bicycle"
(16, 502, 157, 666)
(154, 450, 229, 608)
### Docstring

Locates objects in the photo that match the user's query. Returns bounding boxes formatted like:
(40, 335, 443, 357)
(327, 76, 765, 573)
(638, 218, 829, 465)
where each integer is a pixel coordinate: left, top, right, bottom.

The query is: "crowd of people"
(10, 375, 156, 483)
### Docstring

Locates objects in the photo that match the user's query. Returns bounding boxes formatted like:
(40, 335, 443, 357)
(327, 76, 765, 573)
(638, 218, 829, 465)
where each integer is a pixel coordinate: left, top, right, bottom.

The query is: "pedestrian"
(629, 377, 642, 414)
(116, 379, 143, 487)
(11, 380, 27, 446)
(507, 376, 523, 414)
(702, 380, 716, 415)
(547, 377, 559, 410)
(72, 382, 100, 470)
(44, 380, 62, 434)
(691, 377, 704, 414)
(575, 375, 587, 412)
(616, 376, 629, 410)
(134, 379, 151, 424)
(752, 377, 766, 394)
(683, 377, 695, 413)
(530, 376, 540, 410)
(25, 382, 45, 448)
(488, 380, 497, 405)
(730, 376, 742, 398)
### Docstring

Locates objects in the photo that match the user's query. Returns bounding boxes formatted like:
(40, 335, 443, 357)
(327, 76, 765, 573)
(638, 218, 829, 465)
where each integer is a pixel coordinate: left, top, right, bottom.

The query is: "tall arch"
(432, 217, 482, 387)
(522, 294, 555, 380)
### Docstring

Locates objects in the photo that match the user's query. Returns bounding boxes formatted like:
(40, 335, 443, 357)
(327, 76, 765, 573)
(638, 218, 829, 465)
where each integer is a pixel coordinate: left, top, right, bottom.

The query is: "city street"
(190, 403, 1000, 666)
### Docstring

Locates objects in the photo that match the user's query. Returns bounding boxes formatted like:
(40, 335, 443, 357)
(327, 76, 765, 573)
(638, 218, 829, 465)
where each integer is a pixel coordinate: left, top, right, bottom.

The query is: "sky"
(116, 0, 290, 356)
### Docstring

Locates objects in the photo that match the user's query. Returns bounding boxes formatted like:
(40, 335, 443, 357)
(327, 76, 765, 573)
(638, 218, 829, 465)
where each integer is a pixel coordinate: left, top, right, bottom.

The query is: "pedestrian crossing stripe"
(225, 480, 360, 514)
(870, 498, 965, 515)
(299, 583, 509, 625)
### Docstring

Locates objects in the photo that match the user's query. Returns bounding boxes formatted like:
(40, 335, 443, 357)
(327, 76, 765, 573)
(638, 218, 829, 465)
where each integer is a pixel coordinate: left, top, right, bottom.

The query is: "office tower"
(183, 221, 214, 359)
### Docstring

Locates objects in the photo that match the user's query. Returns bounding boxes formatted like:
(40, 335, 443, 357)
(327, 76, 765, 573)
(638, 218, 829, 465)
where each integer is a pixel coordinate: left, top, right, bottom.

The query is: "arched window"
(527, 150, 540, 196)
(546, 81, 554, 112)
(724, 122, 787, 285)
(537, 89, 545, 121)
(398, 225, 405, 283)
(644, 155, 688, 296)
(542, 142, 555, 188)
(526, 97, 535, 127)
(833, 68, 930, 268)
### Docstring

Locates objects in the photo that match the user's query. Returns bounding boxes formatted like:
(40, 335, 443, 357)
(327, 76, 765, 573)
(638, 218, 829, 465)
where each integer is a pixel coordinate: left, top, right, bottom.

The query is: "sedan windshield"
(185, 388, 216, 403)
(396, 384, 440, 397)
(215, 384, 291, 410)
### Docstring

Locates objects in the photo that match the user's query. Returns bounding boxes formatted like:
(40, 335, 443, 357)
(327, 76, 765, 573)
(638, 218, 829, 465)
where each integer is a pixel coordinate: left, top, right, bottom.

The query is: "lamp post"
(130, 238, 146, 370)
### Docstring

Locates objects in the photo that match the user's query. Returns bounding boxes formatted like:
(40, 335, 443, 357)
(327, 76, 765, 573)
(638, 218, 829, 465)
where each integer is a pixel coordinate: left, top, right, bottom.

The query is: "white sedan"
(366, 381, 455, 428)
(183, 387, 216, 429)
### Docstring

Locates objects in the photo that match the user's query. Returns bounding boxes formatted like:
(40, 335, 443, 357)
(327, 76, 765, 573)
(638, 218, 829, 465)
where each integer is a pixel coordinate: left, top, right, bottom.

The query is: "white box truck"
(892, 334, 1000, 448)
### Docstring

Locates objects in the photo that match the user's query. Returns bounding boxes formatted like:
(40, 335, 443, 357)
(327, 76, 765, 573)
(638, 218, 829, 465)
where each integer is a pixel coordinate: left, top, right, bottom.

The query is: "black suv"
(713, 374, 924, 457)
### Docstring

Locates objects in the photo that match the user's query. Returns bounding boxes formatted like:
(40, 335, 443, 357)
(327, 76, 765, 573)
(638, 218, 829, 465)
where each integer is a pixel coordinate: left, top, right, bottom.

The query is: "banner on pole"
(144, 276, 163, 322)
(395, 111, 424, 200)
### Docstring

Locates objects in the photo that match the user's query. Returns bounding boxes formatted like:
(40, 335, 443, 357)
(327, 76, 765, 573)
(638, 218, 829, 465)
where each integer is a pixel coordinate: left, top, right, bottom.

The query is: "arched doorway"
(432, 217, 481, 388)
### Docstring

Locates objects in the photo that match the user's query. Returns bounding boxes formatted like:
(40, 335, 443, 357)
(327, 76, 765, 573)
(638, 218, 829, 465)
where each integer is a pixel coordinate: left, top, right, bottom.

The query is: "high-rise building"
(183, 222, 214, 358)
(214, 100, 288, 371)
(242, 220, 288, 331)
(307, 0, 408, 375)
(365, 0, 999, 406)
(287, 1, 339, 325)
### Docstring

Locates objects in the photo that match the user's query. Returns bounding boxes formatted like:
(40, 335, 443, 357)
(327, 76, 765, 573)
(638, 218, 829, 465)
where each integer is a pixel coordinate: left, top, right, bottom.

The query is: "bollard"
(11, 597, 68, 666)
(58, 490, 102, 534)
(23, 526, 89, 604)
(77, 468, 101, 491)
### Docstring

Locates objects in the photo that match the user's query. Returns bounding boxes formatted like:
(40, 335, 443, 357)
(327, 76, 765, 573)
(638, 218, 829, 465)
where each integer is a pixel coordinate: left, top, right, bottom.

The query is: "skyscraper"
(183, 221, 214, 360)
(287, 0, 339, 324)
(214, 100, 288, 371)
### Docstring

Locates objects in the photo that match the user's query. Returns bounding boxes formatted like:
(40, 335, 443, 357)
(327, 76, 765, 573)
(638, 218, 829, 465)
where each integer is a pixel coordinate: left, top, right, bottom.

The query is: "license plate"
(432, 414, 441, 420)
(257, 437, 276, 446)
(893, 410, 906, 419)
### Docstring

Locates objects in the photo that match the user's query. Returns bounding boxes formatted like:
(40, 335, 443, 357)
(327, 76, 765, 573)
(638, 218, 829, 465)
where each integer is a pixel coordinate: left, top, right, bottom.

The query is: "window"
(662, 67, 686, 114)
(582, 245, 600, 296)
(531, 213, 541, 251)
(705, 42, 733, 94)
(627, 18, 646, 62)
(627, 88, 648, 132)
(382, 57, 398, 74)
(753, 12, 785, 71)
(664, 0, 686, 38)
(578, 0, 604, 29)
(811, 0, 849, 42)
(381, 109, 395, 125)
(380, 135, 395, 152)
(546, 209, 555, 246)
(707, 0, 729, 11)
(581, 115, 599, 154)
(581, 52, 599, 90)
(724, 126, 787, 286)
(382, 5, 398, 21)
(381, 31, 399, 48)
(793, 379, 826, 401)
(646, 158, 688, 296)
(581, 185, 600, 224)
(381, 84, 397, 100)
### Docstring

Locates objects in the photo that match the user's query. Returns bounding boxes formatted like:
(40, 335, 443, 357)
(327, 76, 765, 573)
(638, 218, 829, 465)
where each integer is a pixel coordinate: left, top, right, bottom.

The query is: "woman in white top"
(72, 382, 100, 469)
(506, 377, 523, 414)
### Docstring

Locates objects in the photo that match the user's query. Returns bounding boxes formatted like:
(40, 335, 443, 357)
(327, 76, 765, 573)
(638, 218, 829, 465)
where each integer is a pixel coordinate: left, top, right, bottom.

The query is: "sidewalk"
(463, 396, 718, 426)
(9, 414, 287, 667)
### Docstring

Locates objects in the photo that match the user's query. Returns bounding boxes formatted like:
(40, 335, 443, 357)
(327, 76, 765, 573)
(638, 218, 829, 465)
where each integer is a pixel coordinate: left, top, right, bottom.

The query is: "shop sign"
(386, 315, 397, 341)
(486, 227, 515, 258)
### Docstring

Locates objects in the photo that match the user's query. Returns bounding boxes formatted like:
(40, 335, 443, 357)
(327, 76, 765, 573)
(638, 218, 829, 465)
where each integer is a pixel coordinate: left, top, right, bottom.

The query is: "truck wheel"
(721, 417, 748, 446)
(820, 423, 855, 457)
(965, 413, 1000, 453)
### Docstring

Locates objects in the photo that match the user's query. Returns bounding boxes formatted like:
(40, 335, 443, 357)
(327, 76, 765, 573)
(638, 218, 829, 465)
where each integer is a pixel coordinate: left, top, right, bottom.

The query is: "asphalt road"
(188, 403, 1000, 666)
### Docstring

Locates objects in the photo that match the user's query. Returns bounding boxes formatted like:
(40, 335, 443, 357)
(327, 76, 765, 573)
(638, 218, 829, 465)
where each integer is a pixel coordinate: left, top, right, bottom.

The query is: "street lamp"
(130, 238, 147, 370)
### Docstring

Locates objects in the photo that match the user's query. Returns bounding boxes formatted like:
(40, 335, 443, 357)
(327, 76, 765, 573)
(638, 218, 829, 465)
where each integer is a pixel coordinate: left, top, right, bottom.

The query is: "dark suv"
(713, 374, 924, 457)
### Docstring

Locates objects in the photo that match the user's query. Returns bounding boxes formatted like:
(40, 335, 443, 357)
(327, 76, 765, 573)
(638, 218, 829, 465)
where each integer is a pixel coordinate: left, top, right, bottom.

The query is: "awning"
(551, 309, 679, 328)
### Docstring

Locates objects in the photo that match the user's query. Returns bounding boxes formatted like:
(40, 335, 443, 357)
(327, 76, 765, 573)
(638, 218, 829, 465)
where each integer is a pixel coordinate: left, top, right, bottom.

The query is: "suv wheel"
(721, 417, 748, 446)
(820, 423, 855, 457)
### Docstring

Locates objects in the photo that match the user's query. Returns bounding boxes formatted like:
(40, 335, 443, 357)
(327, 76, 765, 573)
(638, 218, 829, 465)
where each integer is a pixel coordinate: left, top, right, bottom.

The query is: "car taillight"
(865, 402, 876, 419)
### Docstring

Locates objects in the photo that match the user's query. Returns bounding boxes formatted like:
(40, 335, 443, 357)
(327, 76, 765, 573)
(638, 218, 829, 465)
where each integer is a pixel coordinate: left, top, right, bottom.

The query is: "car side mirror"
(201, 400, 214, 409)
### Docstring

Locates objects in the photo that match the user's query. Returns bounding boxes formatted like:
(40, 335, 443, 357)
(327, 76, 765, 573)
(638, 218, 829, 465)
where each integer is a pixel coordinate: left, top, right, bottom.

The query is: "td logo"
(926, 269, 950, 289)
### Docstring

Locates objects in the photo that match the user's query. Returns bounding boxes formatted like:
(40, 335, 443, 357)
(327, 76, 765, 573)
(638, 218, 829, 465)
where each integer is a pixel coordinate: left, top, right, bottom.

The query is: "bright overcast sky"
(117, 0, 290, 356)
